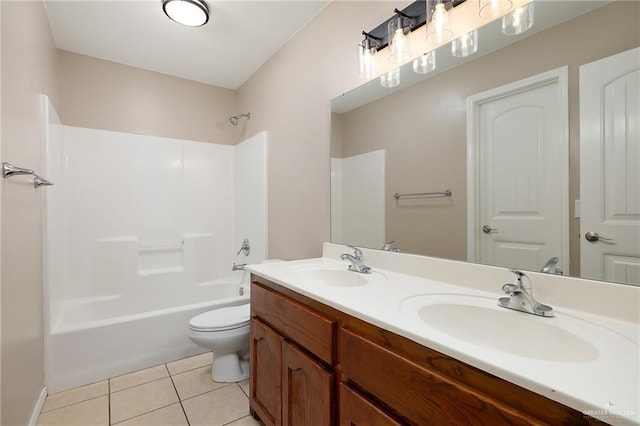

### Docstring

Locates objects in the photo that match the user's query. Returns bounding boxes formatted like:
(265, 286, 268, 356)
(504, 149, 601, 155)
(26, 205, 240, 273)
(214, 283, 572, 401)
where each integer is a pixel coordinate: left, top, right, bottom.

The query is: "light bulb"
(433, 4, 449, 42)
(479, 0, 513, 19)
(413, 51, 436, 74)
(452, 30, 478, 57)
(427, 1, 453, 44)
(392, 29, 407, 59)
(388, 15, 412, 64)
(502, 3, 534, 35)
(358, 43, 377, 80)
(380, 68, 400, 88)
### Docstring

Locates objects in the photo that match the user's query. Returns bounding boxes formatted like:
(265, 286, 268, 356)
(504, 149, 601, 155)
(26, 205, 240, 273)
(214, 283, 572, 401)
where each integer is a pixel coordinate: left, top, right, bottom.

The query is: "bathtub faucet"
(237, 239, 250, 256)
(232, 263, 246, 271)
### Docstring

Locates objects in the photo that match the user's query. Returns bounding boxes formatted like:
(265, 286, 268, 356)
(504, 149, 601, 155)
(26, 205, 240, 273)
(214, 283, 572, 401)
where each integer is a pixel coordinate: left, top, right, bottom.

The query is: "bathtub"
(44, 277, 249, 393)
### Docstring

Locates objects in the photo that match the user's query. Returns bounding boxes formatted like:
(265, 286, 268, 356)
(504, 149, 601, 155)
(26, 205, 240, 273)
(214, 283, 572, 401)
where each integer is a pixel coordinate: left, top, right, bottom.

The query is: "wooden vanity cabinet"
(250, 278, 336, 426)
(250, 275, 601, 426)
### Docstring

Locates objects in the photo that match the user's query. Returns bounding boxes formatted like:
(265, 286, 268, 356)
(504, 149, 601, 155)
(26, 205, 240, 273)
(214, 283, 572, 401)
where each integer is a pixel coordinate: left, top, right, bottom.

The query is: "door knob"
(585, 231, 613, 242)
(482, 225, 498, 234)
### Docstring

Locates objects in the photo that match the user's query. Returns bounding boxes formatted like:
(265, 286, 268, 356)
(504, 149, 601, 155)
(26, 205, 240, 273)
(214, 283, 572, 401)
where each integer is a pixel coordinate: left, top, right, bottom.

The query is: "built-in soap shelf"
(138, 240, 184, 276)
(138, 241, 184, 251)
(95, 235, 217, 277)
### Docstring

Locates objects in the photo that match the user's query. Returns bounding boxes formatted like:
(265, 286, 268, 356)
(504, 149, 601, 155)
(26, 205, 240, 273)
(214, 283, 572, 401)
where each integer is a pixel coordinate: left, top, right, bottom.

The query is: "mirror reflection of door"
(467, 67, 569, 274)
(580, 47, 640, 286)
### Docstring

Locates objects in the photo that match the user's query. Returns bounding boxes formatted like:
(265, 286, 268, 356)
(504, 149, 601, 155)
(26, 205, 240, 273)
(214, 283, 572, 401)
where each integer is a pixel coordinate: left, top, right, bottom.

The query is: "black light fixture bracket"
(361, 0, 466, 51)
(361, 31, 382, 50)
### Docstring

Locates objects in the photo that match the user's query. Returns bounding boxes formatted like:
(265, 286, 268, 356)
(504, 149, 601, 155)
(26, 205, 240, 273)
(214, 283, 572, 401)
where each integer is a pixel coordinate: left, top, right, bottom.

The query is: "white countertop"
(247, 243, 640, 425)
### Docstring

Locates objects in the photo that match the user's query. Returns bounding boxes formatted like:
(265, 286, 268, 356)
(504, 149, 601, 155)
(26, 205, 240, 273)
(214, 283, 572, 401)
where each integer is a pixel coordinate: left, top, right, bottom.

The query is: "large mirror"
(330, 0, 640, 285)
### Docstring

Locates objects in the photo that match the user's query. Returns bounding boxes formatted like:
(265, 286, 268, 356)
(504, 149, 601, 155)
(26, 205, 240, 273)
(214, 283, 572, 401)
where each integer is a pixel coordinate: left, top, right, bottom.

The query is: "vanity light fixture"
(451, 29, 478, 57)
(413, 51, 436, 74)
(162, 0, 209, 27)
(358, 0, 468, 85)
(357, 1, 427, 82)
(502, 3, 534, 35)
(426, 0, 454, 45)
(388, 9, 414, 64)
(359, 0, 523, 87)
(359, 31, 380, 80)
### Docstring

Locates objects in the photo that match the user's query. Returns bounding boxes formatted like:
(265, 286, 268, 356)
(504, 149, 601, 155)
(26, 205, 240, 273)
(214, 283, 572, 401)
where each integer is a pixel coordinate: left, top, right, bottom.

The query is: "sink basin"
(289, 266, 384, 287)
(401, 294, 601, 362)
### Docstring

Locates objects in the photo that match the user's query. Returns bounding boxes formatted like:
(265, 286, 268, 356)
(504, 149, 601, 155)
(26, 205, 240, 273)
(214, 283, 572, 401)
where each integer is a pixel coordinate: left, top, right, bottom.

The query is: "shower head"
(229, 112, 251, 126)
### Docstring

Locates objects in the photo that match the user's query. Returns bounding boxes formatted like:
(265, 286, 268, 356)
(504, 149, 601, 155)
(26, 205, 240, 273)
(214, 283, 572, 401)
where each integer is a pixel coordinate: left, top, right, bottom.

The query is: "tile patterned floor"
(37, 352, 261, 426)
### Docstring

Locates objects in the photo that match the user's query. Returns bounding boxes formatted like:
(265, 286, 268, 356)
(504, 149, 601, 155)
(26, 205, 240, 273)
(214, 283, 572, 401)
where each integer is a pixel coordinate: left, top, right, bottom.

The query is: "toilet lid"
(189, 304, 250, 332)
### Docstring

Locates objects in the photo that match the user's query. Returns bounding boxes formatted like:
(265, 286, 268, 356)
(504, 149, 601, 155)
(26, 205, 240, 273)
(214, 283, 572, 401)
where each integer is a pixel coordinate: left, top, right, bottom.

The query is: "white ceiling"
(44, 0, 329, 90)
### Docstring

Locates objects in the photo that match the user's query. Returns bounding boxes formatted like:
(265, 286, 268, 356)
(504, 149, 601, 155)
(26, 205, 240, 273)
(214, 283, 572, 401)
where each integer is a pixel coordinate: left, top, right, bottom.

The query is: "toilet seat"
(189, 304, 250, 332)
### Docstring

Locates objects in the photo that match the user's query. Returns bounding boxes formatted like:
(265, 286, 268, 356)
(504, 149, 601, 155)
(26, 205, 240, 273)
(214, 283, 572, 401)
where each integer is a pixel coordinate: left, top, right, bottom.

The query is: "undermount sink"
(289, 266, 385, 287)
(401, 294, 602, 363)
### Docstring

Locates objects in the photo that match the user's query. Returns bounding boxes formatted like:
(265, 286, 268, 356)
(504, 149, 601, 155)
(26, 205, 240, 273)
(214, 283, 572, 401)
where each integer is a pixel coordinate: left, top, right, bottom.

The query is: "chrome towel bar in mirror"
(394, 189, 452, 199)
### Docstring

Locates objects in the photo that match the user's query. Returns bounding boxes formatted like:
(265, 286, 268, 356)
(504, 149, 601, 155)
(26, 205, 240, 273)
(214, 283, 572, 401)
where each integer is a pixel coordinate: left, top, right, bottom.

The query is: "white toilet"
(188, 303, 250, 382)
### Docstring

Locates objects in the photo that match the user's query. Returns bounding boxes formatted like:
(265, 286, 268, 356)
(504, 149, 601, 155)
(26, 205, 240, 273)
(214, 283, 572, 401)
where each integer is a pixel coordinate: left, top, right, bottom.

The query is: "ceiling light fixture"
(163, 0, 209, 27)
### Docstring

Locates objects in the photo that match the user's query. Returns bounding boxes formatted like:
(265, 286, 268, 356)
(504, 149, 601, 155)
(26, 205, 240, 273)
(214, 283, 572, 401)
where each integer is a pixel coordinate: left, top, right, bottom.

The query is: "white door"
(580, 47, 640, 285)
(467, 67, 569, 273)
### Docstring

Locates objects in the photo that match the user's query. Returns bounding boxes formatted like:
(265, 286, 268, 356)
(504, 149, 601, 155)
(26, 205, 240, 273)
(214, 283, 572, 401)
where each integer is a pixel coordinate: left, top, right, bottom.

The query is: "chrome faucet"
(540, 256, 563, 275)
(232, 263, 246, 271)
(498, 269, 554, 317)
(381, 240, 400, 252)
(340, 246, 372, 274)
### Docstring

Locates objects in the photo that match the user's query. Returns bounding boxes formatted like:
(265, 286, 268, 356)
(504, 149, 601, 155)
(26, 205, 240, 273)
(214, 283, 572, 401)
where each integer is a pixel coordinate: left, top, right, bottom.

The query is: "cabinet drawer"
(339, 383, 401, 426)
(339, 328, 538, 425)
(252, 282, 335, 365)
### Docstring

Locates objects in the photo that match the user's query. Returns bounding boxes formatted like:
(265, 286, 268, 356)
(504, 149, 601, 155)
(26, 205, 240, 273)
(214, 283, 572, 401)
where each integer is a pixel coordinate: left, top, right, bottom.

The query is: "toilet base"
(212, 352, 249, 383)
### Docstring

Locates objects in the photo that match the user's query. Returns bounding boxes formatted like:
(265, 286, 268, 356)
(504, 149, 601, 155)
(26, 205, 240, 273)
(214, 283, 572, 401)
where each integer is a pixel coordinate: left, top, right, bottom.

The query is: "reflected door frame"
(466, 66, 569, 272)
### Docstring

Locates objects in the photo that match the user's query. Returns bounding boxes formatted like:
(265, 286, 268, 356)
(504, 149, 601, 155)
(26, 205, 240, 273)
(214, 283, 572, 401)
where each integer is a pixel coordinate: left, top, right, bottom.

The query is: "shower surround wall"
(331, 150, 385, 249)
(43, 99, 267, 392)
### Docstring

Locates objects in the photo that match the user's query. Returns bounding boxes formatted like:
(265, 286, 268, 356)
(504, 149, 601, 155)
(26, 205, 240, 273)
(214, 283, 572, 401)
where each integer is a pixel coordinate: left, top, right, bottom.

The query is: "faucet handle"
(347, 245, 363, 260)
(509, 268, 525, 278)
(501, 283, 518, 295)
(508, 268, 528, 286)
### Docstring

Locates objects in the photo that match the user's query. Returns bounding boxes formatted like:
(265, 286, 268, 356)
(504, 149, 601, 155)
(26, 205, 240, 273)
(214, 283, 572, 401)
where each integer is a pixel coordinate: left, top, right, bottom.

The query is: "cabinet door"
(282, 340, 335, 426)
(339, 383, 401, 426)
(251, 318, 283, 426)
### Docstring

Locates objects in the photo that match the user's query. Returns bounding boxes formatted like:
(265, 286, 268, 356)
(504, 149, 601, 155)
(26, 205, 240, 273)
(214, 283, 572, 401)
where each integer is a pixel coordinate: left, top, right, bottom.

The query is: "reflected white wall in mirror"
(331, 150, 386, 250)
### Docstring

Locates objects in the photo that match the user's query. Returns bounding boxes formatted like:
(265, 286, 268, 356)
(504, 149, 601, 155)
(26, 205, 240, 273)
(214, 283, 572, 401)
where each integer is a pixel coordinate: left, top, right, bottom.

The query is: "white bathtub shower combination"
(42, 98, 267, 392)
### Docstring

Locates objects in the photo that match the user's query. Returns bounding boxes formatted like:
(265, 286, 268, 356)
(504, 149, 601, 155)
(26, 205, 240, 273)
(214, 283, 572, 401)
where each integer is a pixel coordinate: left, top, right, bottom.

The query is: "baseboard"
(28, 387, 47, 426)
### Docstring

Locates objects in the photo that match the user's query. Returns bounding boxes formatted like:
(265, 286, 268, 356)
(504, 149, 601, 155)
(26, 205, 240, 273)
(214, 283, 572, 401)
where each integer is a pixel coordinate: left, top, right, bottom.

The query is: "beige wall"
(1, 5, 241, 424)
(58, 51, 238, 144)
(336, 1, 640, 271)
(238, 1, 406, 260)
(1, 1, 59, 424)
